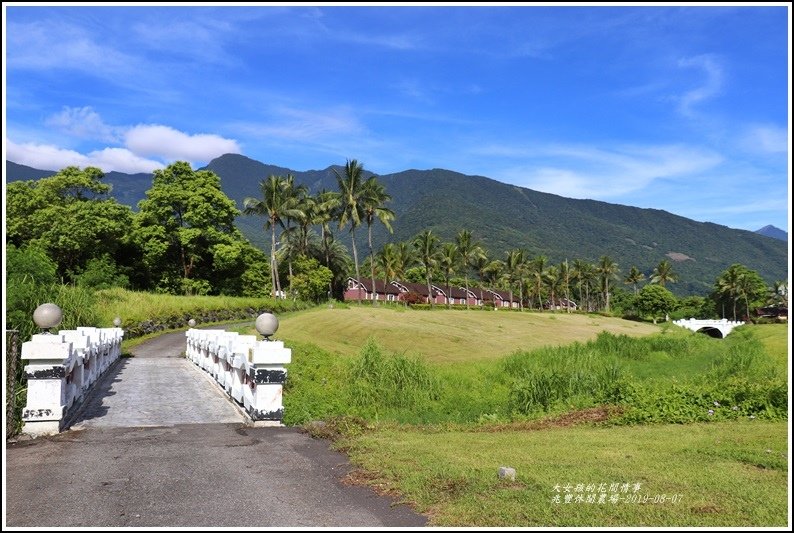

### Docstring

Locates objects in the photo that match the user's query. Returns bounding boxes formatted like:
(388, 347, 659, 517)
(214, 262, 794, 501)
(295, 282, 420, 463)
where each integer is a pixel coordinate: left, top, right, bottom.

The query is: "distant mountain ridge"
(6, 155, 788, 296)
(755, 225, 787, 242)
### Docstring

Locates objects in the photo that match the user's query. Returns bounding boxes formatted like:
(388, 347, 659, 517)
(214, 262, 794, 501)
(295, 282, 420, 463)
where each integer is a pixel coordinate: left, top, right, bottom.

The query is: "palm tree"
(531, 255, 548, 311)
(334, 159, 367, 303)
(624, 266, 646, 295)
(484, 259, 505, 306)
(456, 230, 484, 309)
(361, 177, 395, 304)
(394, 241, 417, 281)
(280, 176, 308, 297)
(597, 256, 619, 313)
(413, 230, 440, 306)
(767, 280, 788, 308)
(471, 251, 491, 306)
(571, 259, 589, 311)
(651, 259, 678, 287)
(544, 266, 561, 311)
(376, 243, 399, 287)
(559, 259, 572, 313)
(504, 249, 525, 309)
(314, 189, 342, 295)
(243, 174, 303, 298)
(716, 265, 743, 320)
(439, 242, 460, 308)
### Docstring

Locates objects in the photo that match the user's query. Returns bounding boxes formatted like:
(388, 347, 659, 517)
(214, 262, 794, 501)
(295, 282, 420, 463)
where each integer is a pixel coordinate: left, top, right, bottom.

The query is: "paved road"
(5, 328, 427, 527)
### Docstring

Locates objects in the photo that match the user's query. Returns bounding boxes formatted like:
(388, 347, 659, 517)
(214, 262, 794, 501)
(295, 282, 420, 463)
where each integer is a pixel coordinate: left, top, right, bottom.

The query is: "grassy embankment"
(262, 307, 788, 526)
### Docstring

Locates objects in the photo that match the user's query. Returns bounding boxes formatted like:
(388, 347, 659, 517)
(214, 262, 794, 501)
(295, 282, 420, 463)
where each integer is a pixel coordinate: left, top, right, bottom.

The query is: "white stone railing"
(21, 327, 124, 436)
(185, 329, 291, 424)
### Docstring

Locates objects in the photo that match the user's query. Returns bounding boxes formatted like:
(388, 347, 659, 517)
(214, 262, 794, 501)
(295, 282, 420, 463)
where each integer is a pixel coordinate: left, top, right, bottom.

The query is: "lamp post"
(33, 303, 62, 334)
(255, 312, 279, 341)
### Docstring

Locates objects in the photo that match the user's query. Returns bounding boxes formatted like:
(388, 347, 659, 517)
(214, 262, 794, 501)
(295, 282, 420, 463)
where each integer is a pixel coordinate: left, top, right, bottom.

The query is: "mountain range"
(6, 156, 789, 296)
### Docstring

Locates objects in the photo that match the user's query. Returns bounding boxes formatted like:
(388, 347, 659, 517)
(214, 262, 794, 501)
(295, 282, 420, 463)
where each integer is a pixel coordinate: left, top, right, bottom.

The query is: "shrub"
(348, 339, 440, 414)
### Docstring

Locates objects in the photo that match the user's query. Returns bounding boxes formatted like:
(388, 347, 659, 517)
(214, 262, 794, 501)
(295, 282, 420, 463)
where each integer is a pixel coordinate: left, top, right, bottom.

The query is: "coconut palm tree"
(456, 230, 484, 309)
(439, 242, 460, 308)
(544, 265, 561, 311)
(531, 255, 548, 311)
(376, 243, 398, 285)
(504, 249, 525, 309)
(573, 260, 597, 312)
(394, 241, 417, 281)
(651, 259, 678, 287)
(413, 230, 440, 307)
(334, 159, 367, 303)
(471, 251, 491, 306)
(597, 256, 619, 313)
(243, 174, 303, 298)
(624, 266, 646, 296)
(559, 259, 572, 313)
(361, 177, 395, 304)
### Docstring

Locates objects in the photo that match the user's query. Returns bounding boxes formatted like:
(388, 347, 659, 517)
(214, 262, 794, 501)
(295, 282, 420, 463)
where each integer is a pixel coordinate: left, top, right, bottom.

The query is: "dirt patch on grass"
(691, 504, 722, 514)
(475, 406, 623, 432)
(342, 468, 410, 502)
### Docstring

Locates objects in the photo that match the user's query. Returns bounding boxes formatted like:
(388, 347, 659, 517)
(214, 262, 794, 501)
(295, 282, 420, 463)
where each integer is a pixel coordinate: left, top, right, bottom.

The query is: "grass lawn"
(752, 323, 790, 368)
(276, 306, 660, 362)
(338, 420, 789, 527)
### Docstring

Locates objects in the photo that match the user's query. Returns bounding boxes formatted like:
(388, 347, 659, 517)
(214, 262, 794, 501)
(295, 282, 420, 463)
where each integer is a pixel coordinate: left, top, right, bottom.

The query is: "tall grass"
(6, 281, 99, 342)
(284, 327, 787, 427)
(349, 339, 440, 416)
(93, 287, 311, 326)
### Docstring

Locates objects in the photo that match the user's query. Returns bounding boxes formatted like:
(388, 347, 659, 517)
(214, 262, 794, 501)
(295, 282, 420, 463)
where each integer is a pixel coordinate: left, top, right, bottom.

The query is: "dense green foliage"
(634, 284, 678, 323)
(6, 166, 136, 281)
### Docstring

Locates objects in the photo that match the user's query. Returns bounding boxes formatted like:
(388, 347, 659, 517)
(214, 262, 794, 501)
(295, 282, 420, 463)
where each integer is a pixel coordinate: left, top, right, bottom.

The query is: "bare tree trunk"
(351, 227, 362, 304)
(369, 223, 377, 305)
(270, 224, 279, 298)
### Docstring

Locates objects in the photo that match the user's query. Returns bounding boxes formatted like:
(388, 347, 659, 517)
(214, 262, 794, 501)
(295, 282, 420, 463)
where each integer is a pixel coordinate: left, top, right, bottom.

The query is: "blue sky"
(3, 4, 790, 232)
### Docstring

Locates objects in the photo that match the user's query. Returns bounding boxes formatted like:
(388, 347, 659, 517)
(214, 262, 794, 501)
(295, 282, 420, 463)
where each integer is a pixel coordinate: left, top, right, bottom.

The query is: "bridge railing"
(185, 328, 291, 424)
(20, 327, 124, 436)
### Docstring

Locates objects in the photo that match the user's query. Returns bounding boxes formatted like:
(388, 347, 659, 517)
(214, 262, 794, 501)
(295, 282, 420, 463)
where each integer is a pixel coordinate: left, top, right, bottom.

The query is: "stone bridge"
(672, 318, 745, 338)
(6, 307, 425, 527)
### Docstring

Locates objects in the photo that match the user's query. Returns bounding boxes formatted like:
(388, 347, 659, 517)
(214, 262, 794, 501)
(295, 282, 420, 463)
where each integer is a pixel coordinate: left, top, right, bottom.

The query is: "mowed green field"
(272, 309, 788, 527)
(276, 306, 661, 362)
(341, 420, 788, 527)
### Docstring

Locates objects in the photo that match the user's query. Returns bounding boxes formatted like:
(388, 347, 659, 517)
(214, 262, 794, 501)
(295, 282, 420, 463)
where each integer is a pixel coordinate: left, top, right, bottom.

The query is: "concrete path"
(5, 327, 427, 527)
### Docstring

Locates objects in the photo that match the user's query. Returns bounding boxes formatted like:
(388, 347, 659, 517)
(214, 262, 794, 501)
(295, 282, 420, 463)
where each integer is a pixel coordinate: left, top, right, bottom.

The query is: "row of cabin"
(343, 277, 578, 310)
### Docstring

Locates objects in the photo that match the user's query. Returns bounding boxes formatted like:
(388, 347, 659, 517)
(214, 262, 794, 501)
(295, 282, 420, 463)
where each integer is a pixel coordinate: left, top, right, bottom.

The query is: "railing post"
(246, 338, 291, 425)
(20, 332, 74, 436)
(185, 312, 291, 426)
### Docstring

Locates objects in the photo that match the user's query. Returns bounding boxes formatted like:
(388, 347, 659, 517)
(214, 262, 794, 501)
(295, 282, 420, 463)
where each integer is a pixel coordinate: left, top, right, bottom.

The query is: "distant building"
(343, 278, 402, 302)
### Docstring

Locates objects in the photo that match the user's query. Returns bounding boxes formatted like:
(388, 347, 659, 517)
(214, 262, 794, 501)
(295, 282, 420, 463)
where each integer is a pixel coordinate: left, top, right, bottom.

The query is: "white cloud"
(740, 124, 788, 154)
(234, 106, 365, 142)
(124, 125, 241, 162)
(677, 55, 723, 117)
(45, 107, 121, 143)
(87, 147, 164, 174)
(6, 140, 163, 174)
(476, 142, 724, 199)
(7, 21, 135, 75)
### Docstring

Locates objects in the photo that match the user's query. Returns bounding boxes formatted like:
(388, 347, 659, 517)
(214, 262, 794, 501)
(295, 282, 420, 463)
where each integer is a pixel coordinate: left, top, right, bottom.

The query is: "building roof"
(347, 277, 402, 295)
(391, 280, 441, 297)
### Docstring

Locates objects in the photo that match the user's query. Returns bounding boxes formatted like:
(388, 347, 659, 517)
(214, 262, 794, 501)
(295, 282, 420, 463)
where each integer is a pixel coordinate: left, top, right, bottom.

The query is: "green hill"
(5, 154, 787, 296)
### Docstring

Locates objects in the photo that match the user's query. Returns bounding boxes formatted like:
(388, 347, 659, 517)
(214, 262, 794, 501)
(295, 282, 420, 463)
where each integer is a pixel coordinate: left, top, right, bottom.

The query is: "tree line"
(6, 160, 787, 322)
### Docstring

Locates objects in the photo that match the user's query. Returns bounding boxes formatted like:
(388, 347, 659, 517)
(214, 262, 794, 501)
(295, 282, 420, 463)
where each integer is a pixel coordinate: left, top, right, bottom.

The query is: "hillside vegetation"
(8, 156, 787, 296)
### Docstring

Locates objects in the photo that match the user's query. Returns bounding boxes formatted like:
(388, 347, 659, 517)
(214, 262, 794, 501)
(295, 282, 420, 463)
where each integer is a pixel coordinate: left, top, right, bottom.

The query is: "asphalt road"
(5, 328, 427, 527)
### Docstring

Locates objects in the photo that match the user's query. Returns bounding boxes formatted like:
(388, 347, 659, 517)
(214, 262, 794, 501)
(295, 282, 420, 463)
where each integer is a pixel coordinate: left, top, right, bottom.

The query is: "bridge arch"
(672, 318, 744, 338)
(696, 326, 724, 339)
